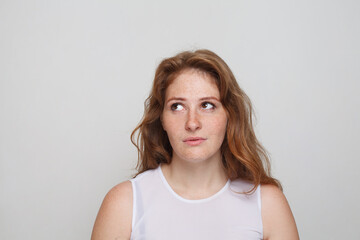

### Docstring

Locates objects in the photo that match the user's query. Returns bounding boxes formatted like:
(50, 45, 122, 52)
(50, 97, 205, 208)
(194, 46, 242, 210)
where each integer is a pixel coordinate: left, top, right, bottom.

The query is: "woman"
(91, 49, 299, 240)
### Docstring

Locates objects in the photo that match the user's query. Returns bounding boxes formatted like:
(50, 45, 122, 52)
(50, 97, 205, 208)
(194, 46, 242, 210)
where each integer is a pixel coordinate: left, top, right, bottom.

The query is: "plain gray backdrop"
(1, 0, 359, 239)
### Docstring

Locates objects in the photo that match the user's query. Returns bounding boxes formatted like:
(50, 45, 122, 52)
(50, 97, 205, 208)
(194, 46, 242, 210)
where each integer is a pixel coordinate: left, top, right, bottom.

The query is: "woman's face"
(161, 69, 228, 164)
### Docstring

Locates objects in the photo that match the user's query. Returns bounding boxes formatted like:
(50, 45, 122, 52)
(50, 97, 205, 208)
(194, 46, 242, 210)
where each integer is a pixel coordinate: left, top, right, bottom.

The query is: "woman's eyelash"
(170, 102, 216, 111)
(201, 102, 215, 110)
(170, 103, 184, 111)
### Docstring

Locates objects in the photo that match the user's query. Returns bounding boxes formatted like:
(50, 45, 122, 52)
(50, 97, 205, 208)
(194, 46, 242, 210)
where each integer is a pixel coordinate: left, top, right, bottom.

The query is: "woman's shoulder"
(110, 180, 133, 196)
(260, 184, 284, 201)
(102, 181, 133, 214)
(91, 180, 133, 240)
(260, 184, 299, 240)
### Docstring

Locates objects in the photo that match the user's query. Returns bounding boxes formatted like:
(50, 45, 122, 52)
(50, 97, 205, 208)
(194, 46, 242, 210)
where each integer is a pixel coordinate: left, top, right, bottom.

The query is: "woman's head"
(131, 49, 281, 191)
(161, 68, 228, 166)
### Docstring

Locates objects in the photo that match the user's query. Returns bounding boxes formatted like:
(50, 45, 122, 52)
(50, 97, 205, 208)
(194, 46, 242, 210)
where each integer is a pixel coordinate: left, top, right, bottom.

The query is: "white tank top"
(130, 164, 263, 240)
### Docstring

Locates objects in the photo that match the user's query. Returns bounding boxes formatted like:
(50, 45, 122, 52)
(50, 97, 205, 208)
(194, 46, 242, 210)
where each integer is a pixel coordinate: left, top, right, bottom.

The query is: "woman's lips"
(183, 137, 206, 146)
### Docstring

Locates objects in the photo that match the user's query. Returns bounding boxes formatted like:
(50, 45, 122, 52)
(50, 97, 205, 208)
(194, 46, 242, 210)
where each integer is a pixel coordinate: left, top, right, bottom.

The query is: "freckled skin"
(161, 69, 228, 164)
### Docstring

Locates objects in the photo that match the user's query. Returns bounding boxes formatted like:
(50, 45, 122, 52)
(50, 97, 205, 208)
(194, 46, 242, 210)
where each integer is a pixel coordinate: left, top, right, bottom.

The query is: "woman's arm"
(91, 181, 133, 240)
(261, 184, 299, 240)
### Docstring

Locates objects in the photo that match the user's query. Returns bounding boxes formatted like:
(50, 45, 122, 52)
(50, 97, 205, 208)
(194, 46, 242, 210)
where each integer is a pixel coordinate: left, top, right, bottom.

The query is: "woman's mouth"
(183, 137, 206, 146)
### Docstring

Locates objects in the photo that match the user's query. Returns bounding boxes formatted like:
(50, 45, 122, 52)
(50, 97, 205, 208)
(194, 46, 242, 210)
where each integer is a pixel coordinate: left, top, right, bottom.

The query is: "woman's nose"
(185, 110, 201, 131)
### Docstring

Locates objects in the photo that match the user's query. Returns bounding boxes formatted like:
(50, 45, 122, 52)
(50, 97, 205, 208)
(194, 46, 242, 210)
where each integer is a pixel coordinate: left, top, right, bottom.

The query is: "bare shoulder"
(91, 180, 133, 240)
(261, 184, 299, 240)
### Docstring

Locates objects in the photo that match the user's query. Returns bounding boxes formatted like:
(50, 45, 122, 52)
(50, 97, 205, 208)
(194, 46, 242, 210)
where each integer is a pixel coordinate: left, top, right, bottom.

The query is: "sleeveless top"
(129, 165, 263, 240)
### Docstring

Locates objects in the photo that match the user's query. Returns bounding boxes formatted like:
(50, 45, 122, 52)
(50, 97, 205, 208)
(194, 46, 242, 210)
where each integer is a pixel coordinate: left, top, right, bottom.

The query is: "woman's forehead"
(164, 69, 220, 101)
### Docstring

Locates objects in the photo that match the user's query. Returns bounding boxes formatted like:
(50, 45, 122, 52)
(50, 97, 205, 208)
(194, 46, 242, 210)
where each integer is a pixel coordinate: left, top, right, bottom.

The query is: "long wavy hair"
(131, 49, 281, 192)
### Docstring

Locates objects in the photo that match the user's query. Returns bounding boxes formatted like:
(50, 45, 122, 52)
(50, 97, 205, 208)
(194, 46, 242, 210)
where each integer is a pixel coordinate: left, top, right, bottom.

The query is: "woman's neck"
(160, 155, 228, 200)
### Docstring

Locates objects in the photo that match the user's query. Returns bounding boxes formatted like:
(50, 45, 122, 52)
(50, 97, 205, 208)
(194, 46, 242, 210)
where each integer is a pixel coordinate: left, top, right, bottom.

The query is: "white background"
(1, 0, 359, 239)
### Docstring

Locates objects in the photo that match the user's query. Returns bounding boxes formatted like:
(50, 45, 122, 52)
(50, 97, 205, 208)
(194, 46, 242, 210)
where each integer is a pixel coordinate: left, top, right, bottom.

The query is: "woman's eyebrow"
(166, 97, 186, 103)
(166, 96, 220, 103)
(199, 96, 220, 101)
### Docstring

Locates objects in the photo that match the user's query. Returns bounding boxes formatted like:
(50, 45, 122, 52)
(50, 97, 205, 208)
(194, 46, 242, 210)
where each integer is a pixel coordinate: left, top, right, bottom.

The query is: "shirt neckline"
(158, 163, 230, 203)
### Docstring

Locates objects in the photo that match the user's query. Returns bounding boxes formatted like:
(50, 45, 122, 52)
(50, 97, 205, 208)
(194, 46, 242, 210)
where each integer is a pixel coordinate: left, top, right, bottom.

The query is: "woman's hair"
(131, 49, 281, 192)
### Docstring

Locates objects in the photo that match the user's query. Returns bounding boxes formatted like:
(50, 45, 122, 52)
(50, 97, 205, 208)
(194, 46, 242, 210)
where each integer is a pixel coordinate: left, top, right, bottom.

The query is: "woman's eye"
(170, 103, 184, 111)
(201, 102, 215, 110)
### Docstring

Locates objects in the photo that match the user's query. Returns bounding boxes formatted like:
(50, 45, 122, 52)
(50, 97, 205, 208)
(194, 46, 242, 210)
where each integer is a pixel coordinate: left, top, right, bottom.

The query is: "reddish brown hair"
(131, 49, 281, 192)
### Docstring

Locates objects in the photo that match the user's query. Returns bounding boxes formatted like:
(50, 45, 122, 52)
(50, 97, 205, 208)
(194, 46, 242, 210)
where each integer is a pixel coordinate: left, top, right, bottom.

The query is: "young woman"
(91, 50, 299, 240)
